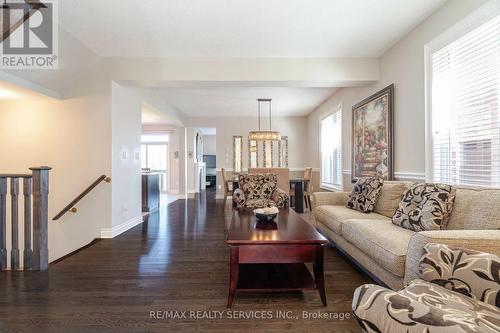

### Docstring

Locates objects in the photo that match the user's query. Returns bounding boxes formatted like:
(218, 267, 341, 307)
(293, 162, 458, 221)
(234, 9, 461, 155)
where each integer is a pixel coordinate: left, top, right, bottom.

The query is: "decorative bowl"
(254, 212, 278, 222)
(253, 207, 279, 222)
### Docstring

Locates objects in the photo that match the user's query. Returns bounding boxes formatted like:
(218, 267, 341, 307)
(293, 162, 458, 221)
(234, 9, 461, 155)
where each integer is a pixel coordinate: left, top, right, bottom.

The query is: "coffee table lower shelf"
(237, 263, 316, 291)
(227, 262, 326, 307)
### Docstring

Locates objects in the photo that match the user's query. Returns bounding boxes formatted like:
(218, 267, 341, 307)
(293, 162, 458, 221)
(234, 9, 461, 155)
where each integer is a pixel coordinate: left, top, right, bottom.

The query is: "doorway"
(141, 134, 169, 193)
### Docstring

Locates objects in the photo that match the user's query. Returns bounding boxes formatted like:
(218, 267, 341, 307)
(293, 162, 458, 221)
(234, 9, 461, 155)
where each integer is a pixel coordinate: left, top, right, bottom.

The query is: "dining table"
(227, 178, 309, 213)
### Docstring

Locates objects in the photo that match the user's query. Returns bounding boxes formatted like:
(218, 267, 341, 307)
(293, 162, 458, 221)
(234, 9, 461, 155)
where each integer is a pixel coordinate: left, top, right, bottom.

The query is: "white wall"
(203, 135, 216, 155)
(307, 0, 489, 188)
(186, 116, 309, 170)
(110, 82, 142, 232)
(0, 63, 112, 263)
(185, 116, 310, 197)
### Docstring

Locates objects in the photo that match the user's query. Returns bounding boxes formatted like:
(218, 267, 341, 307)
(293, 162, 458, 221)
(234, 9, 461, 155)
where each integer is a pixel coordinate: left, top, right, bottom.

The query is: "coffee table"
(226, 208, 328, 308)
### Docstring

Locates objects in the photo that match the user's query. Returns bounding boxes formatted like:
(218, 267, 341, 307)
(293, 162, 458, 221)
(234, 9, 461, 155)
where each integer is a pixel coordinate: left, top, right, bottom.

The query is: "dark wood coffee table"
(226, 208, 328, 308)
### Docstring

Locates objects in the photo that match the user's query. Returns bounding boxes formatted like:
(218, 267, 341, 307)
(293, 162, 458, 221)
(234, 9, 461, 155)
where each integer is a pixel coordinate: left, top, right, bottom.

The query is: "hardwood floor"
(0, 189, 370, 333)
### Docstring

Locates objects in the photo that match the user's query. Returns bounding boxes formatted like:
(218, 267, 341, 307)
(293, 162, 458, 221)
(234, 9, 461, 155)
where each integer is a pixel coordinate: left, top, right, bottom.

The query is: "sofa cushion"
(448, 188, 500, 230)
(342, 219, 414, 277)
(346, 177, 384, 213)
(353, 280, 500, 333)
(374, 181, 408, 218)
(401, 279, 500, 331)
(315, 205, 388, 236)
(392, 183, 457, 232)
(418, 243, 500, 307)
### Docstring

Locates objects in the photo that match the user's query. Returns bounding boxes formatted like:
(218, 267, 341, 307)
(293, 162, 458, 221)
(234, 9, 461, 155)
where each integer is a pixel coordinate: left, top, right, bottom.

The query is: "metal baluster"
(10, 177, 19, 270)
(23, 177, 33, 270)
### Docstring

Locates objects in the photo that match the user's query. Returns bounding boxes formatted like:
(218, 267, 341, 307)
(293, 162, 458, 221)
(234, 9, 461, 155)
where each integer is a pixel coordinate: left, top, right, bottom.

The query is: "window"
(428, 12, 500, 187)
(320, 108, 342, 190)
(141, 133, 169, 192)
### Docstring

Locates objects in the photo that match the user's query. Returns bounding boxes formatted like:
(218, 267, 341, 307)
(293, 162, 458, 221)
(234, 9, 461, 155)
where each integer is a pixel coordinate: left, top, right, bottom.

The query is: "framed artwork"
(233, 136, 242, 173)
(352, 84, 394, 182)
(248, 139, 258, 168)
(278, 136, 288, 168)
(263, 140, 273, 168)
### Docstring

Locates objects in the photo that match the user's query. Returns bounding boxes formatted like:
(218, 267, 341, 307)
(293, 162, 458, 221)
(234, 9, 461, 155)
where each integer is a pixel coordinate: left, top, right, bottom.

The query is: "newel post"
(30, 166, 51, 271)
(0, 177, 7, 270)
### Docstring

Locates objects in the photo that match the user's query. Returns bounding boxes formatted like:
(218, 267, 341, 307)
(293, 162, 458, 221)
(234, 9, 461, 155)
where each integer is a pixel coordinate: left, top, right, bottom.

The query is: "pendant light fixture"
(248, 99, 281, 141)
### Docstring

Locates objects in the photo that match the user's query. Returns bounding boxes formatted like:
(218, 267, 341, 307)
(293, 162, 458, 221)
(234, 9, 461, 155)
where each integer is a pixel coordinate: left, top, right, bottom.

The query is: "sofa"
(352, 243, 500, 333)
(233, 173, 288, 208)
(312, 181, 500, 290)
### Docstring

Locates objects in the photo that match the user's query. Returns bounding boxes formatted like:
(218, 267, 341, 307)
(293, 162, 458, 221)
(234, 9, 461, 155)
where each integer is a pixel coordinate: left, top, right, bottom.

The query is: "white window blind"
(430, 14, 500, 187)
(321, 109, 342, 190)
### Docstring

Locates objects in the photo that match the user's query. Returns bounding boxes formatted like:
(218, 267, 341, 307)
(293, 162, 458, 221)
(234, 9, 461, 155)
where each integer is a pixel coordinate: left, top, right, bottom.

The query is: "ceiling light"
(248, 99, 281, 141)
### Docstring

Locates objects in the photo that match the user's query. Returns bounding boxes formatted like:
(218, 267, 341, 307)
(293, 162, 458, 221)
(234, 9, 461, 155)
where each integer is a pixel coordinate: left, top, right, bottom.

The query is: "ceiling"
(59, 0, 446, 58)
(142, 103, 166, 124)
(157, 87, 336, 117)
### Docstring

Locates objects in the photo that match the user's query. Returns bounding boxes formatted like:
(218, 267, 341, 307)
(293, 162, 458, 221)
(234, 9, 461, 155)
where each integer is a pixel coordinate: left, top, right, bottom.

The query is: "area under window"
(320, 108, 342, 190)
(428, 13, 500, 188)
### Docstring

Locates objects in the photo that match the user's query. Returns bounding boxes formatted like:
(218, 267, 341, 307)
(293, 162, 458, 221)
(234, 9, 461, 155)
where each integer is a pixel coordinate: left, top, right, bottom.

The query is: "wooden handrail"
(0, 174, 32, 178)
(52, 175, 111, 221)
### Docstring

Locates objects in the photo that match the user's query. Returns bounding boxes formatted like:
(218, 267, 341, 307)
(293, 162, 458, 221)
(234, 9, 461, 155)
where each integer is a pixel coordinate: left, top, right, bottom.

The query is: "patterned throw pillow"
(418, 243, 500, 307)
(238, 173, 277, 200)
(392, 183, 456, 231)
(346, 177, 384, 213)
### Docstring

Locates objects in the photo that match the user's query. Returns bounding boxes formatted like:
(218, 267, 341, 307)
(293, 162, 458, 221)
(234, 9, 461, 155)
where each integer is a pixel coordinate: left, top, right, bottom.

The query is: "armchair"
(233, 173, 288, 209)
(352, 243, 500, 333)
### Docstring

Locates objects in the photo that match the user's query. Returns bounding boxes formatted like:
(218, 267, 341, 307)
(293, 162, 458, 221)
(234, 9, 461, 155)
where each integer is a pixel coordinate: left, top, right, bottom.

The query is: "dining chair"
(221, 168, 232, 201)
(303, 167, 313, 211)
(289, 167, 313, 211)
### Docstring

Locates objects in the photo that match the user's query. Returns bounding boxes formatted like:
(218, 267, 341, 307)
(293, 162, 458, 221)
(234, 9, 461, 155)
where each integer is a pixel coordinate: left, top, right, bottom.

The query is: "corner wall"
(307, 0, 489, 189)
(109, 82, 143, 236)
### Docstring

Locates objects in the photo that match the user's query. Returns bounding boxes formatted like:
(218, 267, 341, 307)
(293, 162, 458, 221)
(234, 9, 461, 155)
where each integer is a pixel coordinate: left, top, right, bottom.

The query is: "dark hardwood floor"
(0, 188, 370, 333)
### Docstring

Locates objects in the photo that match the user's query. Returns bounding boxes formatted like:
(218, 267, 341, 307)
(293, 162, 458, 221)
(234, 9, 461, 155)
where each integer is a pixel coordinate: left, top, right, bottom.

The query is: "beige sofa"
(312, 181, 500, 289)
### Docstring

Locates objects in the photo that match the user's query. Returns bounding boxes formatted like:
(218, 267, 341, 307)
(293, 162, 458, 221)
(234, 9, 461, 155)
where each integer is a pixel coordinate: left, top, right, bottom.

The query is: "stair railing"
(52, 175, 111, 221)
(0, 166, 50, 271)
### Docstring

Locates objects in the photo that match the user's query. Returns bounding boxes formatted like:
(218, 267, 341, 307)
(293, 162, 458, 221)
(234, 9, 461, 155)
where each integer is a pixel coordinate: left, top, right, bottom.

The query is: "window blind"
(430, 14, 500, 187)
(321, 109, 342, 189)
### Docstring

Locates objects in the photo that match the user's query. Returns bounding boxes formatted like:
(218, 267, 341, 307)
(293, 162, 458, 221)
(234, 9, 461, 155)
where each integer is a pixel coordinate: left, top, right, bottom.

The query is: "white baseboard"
(100, 215, 144, 239)
(215, 194, 228, 200)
